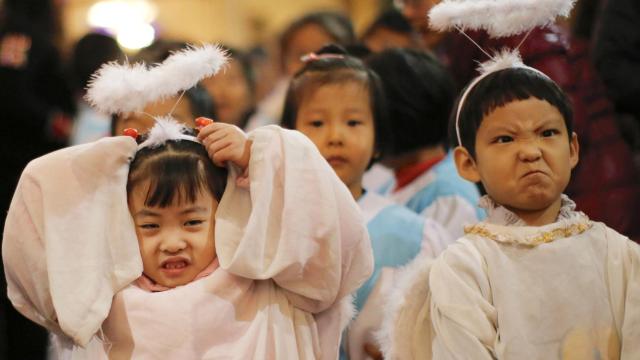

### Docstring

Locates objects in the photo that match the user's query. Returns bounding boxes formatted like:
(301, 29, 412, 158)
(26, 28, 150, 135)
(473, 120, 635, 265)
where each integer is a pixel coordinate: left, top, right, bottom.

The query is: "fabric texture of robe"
(3, 125, 373, 359)
(380, 195, 640, 359)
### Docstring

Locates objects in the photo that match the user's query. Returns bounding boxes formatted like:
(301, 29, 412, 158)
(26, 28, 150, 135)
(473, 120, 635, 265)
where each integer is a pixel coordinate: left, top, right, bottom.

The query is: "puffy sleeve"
(2, 136, 143, 346)
(429, 239, 497, 359)
(605, 226, 640, 358)
(214, 125, 373, 313)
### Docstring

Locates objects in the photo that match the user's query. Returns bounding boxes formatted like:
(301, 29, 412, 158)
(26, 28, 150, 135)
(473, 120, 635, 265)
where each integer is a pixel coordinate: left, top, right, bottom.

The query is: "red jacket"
(438, 25, 640, 239)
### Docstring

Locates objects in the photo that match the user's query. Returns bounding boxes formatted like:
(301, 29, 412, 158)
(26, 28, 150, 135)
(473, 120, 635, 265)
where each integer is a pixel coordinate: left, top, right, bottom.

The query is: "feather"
(85, 44, 228, 114)
(137, 117, 199, 149)
(429, 0, 576, 38)
(477, 48, 525, 75)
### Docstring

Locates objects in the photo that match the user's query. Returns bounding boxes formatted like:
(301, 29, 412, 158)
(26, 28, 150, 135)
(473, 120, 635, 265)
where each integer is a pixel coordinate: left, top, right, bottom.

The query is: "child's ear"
(453, 146, 481, 183)
(569, 132, 579, 169)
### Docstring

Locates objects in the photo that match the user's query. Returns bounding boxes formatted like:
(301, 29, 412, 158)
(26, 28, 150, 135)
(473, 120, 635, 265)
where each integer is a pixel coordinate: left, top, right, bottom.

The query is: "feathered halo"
(85, 43, 227, 149)
(86, 44, 228, 115)
(426, 0, 575, 146)
(429, 0, 576, 38)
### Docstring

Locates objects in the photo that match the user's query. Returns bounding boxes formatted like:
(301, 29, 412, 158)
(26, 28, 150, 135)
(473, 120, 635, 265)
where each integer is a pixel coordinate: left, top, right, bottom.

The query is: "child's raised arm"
(199, 123, 374, 314)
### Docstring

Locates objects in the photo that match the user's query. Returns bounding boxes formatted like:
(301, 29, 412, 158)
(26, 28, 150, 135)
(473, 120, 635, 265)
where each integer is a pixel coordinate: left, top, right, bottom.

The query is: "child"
(366, 48, 484, 238)
(245, 11, 356, 131)
(281, 44, 453, 359)
(3, 45, 373, 359)
(382, 55, 640, 360)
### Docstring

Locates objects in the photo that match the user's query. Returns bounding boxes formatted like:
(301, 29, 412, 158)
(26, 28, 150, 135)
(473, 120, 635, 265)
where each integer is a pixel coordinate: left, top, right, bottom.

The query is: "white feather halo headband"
(429, 0, 576, 38)
(86, 43, 228, 115)
(427, 0, 575, 147)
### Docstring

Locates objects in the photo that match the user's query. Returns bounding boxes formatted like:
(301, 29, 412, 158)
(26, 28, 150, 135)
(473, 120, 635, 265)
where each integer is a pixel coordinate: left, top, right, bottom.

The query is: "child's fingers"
(200, 126, 230, 147)
(205, 137, 232, 158)
(196, 121, 226, 140)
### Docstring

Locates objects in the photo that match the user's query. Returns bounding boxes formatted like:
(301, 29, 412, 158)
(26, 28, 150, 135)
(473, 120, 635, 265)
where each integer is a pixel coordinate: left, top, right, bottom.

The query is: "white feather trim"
(137, 117, 199, 150)
(86, 44, 228, 114)
(375, 252, 434, 359)
(429, 0, 576, 38)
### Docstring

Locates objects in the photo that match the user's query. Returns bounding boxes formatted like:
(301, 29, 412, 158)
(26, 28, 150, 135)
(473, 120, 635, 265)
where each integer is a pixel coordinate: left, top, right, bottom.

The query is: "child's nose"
(159, 234, 187, 254)
(517, 140, 543, 162)
(327, 124, 345, 146)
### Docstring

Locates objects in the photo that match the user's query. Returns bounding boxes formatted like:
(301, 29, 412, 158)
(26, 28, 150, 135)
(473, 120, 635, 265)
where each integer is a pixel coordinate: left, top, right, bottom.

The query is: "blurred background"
(2, 0, 640, 358)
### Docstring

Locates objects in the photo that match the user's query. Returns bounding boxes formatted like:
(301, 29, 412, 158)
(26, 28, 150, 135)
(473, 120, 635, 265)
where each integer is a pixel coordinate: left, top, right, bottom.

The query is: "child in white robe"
(2, 46, 373, 360)
(382, 57, 640, 359)
(281, 44, 453, 359)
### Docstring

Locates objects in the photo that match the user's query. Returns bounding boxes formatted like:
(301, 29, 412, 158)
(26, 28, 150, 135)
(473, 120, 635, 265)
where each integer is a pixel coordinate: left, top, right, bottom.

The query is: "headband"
(427, 0, 575, 146)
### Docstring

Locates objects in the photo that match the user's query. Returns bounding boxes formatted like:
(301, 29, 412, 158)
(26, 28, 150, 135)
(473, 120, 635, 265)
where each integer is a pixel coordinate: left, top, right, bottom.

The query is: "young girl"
(382, 53, 640, 359)
(281, 45, 453, 359)
(3, 45, 373, 359)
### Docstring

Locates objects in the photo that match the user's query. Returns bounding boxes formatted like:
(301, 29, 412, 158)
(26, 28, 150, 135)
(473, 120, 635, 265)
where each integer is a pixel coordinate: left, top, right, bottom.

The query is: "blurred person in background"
(593, 0, 640, 173)
(396, 0, 640, 240)
(0, 0, 74, 358)
(361, 9, 418, 53)
(245, 11, 356, 130)
(201, 47, 255, 129)
(68, 32, 124, 144)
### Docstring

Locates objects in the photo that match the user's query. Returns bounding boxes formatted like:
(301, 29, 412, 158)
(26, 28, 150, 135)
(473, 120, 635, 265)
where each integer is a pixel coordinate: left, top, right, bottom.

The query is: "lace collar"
(465, 195, 592, 246)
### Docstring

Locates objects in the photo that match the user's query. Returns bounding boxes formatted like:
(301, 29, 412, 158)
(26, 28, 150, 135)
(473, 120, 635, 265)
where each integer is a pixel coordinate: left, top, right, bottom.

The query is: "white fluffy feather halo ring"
(429, 0, 576, 38)
(85, 44, 228, 114)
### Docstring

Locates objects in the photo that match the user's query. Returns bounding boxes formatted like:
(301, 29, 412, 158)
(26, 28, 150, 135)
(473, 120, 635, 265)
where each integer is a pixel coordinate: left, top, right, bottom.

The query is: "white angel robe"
(381, 195, 640, 359)
(344, 191, 453, 360)
(3, 125, 374, 359)
(378, 152, 484, 238)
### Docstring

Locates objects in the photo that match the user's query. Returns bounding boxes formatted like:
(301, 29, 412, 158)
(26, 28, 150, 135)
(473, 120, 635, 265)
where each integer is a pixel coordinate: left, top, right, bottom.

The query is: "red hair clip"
(123, 128, 139, 139)
(196, 117, 214, 128)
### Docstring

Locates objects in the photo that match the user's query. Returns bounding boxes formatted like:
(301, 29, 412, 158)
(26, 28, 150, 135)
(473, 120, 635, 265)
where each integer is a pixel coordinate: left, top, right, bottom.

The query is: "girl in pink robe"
(3, 119, 373, 359)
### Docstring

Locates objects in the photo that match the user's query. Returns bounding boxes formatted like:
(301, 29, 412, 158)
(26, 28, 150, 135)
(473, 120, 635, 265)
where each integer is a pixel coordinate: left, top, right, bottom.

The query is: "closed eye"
(347, 119, 362, 127)
(309, 120, 323, 128)
(139, 223, 159, 229)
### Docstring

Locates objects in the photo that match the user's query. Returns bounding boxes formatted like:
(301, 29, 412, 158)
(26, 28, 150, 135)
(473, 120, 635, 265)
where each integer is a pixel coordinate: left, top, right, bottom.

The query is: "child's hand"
(196, 117, 252, 170)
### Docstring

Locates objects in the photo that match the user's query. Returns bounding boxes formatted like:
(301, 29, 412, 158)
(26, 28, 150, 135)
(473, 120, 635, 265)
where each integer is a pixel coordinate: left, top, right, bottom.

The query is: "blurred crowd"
(1, 0, 639, 358)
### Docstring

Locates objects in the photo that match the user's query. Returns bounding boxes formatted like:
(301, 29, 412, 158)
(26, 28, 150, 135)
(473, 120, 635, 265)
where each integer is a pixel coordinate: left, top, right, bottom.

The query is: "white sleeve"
(214, 125, 374, 313)
(422, 195, 479, 239)
(605, 227, 640, 358)
(429, 240, 497, 359)
(2, 136, 143, 346)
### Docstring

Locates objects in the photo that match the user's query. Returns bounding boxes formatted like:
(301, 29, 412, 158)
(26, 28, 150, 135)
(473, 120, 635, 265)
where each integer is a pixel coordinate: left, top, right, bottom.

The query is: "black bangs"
(452, 67, 574, 157)
(127, 140, 228, 207)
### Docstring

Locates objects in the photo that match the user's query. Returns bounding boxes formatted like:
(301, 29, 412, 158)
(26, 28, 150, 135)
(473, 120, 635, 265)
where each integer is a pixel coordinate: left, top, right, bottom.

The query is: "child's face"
(201, 60, 253, 126)
(283, 24, 335, 77)
(128, 183, 218, 288)
(295, 81, 375, 196)
(455, 98, 579, 215)
(114, 95, 196, 135)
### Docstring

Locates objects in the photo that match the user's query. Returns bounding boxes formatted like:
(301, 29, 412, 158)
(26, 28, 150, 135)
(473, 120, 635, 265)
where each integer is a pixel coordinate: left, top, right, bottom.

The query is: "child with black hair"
(246, 11, 356, 131)
(281, 44, 453, 360)
(366, 48, 484, 238)
(3, 45, 373, 359)
(382, 56, 640, 359)
(361, 9, 418, 53)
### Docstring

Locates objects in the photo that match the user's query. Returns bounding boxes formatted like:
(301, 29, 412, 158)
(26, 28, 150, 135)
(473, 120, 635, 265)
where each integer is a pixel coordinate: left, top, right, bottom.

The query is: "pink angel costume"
(3, 125, 373, 359)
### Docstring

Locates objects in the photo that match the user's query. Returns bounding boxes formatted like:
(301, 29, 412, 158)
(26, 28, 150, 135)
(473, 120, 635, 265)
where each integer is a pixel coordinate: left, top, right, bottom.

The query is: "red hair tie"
(123, 128, 139, 139)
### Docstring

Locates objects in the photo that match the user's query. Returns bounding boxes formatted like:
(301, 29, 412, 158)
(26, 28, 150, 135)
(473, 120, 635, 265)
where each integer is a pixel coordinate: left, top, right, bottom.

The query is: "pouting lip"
(160, 256, 191, 269)
(521, 169, 547, 178)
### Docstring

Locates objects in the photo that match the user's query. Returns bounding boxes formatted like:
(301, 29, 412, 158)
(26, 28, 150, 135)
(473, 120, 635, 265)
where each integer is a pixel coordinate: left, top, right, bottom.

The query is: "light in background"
(87, 0, 157, 50)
